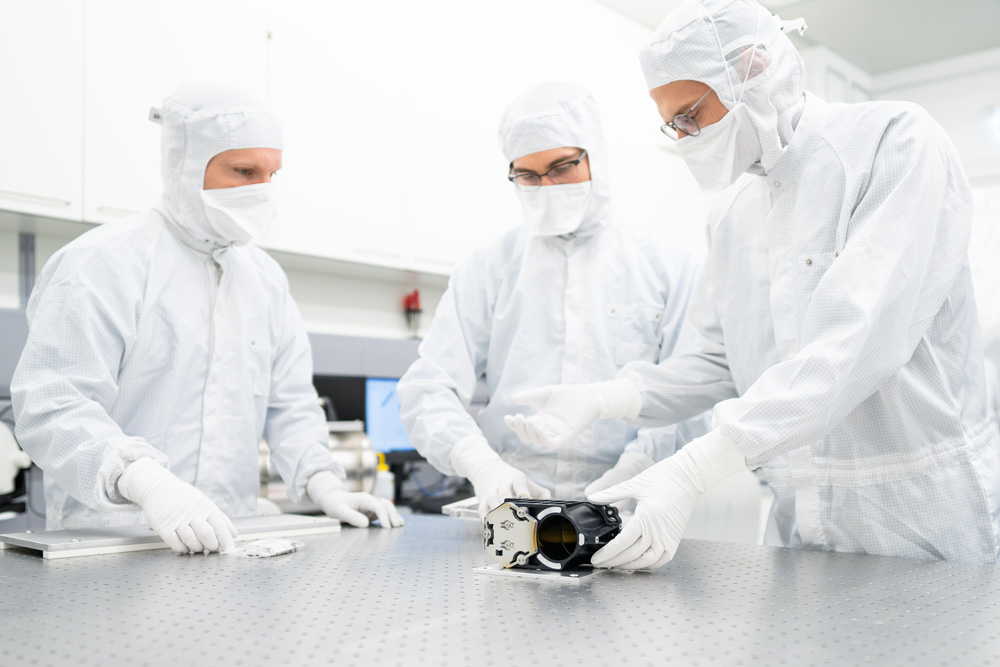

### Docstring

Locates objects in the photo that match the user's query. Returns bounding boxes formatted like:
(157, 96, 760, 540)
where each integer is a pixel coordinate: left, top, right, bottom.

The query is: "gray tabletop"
(1, 514, 998, 667)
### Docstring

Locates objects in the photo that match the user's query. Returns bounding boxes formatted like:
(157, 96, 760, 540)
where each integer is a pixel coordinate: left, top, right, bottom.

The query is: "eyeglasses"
(508, 150, 588, 192)
(659, 89, 712, 141)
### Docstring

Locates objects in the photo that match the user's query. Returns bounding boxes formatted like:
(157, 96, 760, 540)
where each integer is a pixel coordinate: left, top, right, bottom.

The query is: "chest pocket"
(794, 251, 838, 324)
(609, 301, 663, 366)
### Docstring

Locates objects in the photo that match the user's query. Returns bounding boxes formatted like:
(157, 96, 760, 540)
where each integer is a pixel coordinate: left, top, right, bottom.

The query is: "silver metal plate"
(0, 514, 998, 666)
(473, 562, 609, 585)
(483, 501, 538, 567)
(0, 514, 340, 558)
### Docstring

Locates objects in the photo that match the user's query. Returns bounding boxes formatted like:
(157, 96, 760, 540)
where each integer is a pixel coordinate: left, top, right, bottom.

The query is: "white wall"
(284, 268, 445, 340)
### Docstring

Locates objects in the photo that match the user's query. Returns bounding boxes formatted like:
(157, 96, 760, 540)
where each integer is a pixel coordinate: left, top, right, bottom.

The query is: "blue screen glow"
(365, 378, 414, 452)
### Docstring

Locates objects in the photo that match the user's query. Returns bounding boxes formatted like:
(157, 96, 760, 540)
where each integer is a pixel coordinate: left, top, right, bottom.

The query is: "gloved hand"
(450, 435, 551, 519)
(307, 471, 405, 528)
(118, 457, 238, 554)
(584, 451, 656, 497)
(588, 430, 746, 569)
(503, 379, 642, 448)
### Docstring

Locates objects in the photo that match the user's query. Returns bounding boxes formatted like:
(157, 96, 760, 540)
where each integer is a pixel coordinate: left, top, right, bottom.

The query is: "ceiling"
(594, 0, 1000, 74)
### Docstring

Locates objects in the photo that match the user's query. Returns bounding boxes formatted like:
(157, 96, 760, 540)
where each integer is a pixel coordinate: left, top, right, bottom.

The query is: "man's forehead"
(213, 148, 280, 163)
(513, 146, 581, 163)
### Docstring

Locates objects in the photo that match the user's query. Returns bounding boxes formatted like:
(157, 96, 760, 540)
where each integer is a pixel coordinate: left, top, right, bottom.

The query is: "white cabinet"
(82, 0, 267, 224)
(392, 4, 522, 275)
(402, 76, 520, 275)
(263, 2, 527, 274)
(263, 4, 407, 268)
(0, 2, 83, 220)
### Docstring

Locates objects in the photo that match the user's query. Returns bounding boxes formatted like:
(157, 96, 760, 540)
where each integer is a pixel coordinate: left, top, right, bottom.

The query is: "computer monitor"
(364, 377, 417, 457)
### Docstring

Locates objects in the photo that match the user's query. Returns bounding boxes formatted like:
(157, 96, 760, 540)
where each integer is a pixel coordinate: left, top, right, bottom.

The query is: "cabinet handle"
(414, 256, 456, 268)
(0, 190, 71, 207)
(354, 247, 402, 260)
(95, 205, 138, 217)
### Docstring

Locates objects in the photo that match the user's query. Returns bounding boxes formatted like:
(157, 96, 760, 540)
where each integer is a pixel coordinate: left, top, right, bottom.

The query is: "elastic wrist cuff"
(688, 429, 748, 491)
(592, 378, 643, 420)
(117, 457, 164, 503)
(449, 435, 500, 480)
(306, 470, 345, 504)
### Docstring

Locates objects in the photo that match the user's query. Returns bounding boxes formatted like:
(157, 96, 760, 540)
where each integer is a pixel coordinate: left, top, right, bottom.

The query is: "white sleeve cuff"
(685, 429, 748, 492)
(306, 470, 346, 504)
(449, 434, 500, 481)
(591, 378, 643, 421)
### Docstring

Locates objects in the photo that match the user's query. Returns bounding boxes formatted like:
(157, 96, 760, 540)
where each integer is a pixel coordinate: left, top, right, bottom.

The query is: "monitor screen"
(364, 378, 414, 453)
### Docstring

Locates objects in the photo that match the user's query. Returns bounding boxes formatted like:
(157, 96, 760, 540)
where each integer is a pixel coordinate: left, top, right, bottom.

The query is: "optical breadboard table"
(1, 514, 997, 666)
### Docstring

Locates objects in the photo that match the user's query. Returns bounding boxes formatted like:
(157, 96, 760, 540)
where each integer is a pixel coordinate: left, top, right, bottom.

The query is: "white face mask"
(200, 182, 278, 246)
(515, 181, 593, 237)
(676, 103, 762, 193)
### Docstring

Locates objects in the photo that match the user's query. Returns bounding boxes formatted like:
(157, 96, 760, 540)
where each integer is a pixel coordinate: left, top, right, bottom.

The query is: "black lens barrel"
(503, 498, 622, 570)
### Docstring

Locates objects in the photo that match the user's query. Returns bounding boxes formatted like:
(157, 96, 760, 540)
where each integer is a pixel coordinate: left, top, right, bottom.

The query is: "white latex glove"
(307, 471, 405, 528)
(504, 379, 642, 449)
(587, 430, 746, 570)
(118, 457, 238, 554)
(584, 451, 655, 497)
(450, 435, 551, 519)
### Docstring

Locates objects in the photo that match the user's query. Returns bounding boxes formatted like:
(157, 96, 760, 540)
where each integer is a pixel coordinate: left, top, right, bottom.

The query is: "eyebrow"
(228, 160, 282, 172)
(512, 151, 583, 174)
(668, 97, 701, 119)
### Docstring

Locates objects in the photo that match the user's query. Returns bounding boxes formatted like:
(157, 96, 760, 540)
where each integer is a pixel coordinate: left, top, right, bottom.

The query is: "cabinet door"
(263, 4, 406, 268)
(83, 0, 267, 224)
(0, 2, 83, 220)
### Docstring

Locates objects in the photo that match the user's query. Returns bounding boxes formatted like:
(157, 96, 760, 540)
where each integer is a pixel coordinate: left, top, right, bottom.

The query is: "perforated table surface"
(1, 514, 998, 666)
